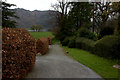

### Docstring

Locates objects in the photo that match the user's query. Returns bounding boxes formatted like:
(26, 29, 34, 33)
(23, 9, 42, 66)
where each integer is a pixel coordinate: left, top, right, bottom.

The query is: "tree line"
(52, 0, 120, 41)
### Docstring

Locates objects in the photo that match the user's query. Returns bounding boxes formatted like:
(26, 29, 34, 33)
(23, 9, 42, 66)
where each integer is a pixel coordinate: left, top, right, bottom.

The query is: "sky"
(4, 0, 120, 11)
(5, 0, 58, 11)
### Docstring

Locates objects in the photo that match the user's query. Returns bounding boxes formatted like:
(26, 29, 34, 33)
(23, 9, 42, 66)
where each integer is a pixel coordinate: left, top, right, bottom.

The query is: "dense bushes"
(68, 36, 76, 48)
(94, 35, 120, 59)
(60, 27, 119, 60)
(62, 36, 95, 52)
(76, 37, 95, 52)
(2, 28, 36, 79)
(100, 26, 114, 38)
(61, 34, 120, 60)
(61, 37, 70, 46)
(76, 27, 97, 41)
(61, 36, 76, 48)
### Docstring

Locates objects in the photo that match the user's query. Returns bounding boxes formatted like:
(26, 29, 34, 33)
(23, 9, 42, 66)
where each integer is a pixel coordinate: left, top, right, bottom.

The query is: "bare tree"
(92, 2, 112, 33)
(51, 0, 70, 26)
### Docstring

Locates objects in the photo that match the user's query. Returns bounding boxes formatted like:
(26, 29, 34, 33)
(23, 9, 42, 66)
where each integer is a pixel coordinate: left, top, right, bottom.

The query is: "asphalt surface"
(26, 44, 102, 78)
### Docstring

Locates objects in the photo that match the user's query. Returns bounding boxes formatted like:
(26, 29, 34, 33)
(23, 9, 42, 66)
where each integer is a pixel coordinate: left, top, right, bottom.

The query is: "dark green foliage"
(69, 2, 93, 29)
(61, 37, 70, 46)
(100, 26, 114, 38)
(118, 15, 120, 34)
(52, 37, 59, 44)
(76, 37, 95, 52)
(2, 2, 18, 28)
(55, 16, 74, 41)
(94, 35, 120, 59)
(68, 36, 76, 48)
(77, 27, 97, 41)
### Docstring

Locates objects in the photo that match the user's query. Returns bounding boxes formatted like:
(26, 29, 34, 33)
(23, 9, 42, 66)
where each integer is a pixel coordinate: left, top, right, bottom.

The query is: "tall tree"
(51, 0, 71, 41)
(2, 2, 18, 28)
(93, 2, 112, 33)
(110, 2, 120, 34)
(68, 2, 93, 30)
(51, 0, 70, 26)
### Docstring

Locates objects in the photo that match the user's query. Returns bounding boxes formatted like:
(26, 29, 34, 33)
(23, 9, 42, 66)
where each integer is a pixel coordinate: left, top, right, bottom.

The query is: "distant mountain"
(12, 8, 58, 29)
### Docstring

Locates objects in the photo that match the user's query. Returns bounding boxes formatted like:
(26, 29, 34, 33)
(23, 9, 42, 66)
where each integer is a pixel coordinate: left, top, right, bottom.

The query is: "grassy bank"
(29, 31, 58, 44)
(63, 46, 119, 79)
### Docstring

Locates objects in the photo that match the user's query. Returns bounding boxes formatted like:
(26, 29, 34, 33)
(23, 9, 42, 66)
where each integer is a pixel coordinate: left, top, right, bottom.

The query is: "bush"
(100, 26, 114, 38)
(77, 27, 97, 41)
(2, 28, 36, 79)
(36, 37, 49, 55)
(75, 37, 95, 52)
(68, 36, 76, 48)
(52, 37, 58, 44)
(94, 35, 120, 59)
(61, 37, 70, 46)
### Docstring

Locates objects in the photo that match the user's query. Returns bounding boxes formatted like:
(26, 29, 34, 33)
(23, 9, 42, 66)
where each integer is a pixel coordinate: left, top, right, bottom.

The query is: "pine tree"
(2, 2, 18, 28)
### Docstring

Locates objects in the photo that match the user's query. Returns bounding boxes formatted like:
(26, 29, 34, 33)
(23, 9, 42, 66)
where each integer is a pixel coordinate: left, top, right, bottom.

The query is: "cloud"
(6, 0, 57, 11)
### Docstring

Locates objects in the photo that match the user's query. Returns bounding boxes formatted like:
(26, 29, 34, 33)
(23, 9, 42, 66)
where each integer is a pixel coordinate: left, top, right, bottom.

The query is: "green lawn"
(29, 31, 58, 44)
(63, 46, 119, 79)
(29, 31, 54, 39)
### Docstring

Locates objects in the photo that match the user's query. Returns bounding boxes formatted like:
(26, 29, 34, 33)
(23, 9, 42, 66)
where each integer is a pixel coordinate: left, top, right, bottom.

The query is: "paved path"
(26, 44, 102, 78)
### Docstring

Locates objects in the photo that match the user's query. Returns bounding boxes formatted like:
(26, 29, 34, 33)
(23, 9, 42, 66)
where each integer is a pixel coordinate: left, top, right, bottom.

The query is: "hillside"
(12, 8, 58, 29)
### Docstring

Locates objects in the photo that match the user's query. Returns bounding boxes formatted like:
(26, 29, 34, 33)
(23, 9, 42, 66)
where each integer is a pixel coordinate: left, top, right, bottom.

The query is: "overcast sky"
(5, 0, 120, 11)
(5, 0, 57, 11)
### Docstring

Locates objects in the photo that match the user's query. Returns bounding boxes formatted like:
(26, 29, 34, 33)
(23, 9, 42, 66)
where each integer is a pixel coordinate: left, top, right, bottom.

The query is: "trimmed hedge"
(76, 37, 95, 52)
(94, 35, 120, 59)
(68, 36, 76, 48)
(61, 37, 70, 46)
(2, 28, 36, 79)
(36, 37, 49, 55)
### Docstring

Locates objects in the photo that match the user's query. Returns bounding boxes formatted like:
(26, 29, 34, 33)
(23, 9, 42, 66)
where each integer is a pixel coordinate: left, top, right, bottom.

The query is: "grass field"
(29, 31, 54, 39)
(29, 31, 58, 44)
(63, 46, 119, 79)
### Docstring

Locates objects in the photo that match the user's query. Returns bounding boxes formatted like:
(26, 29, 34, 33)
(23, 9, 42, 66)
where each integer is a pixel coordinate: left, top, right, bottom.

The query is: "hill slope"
(12, 8, 58, 29)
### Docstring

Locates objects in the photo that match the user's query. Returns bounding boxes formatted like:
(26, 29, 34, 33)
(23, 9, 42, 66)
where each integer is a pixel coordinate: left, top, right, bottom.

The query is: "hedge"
(36, 37, 49, 55)
(2, 28, 36, 79)
(94, 35, 120, 59)
(61, 37, 70, 46)
(100, 26, 114, 38)
(76, 37, 95, 52)
(68, 36, 76, 48)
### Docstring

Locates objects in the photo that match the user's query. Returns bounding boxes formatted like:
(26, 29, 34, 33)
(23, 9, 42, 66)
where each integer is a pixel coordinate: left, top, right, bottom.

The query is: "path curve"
(26, 44, 102, 78)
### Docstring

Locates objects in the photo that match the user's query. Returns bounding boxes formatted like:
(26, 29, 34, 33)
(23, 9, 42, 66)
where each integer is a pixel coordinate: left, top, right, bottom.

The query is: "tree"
(51, 0, 71, 41)
(110, 2, 120, 34)
(51, 0, 70, 26)
(92, 2, 112, 33)
(2, 2, 18, 28)
(68, 2, 93, 30)
(30, 25, 43, 32)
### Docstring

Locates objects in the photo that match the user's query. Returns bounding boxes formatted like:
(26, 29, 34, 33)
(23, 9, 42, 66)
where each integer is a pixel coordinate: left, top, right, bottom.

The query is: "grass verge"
(29, 31, 59, 44)
(63, 46, 119, 79)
